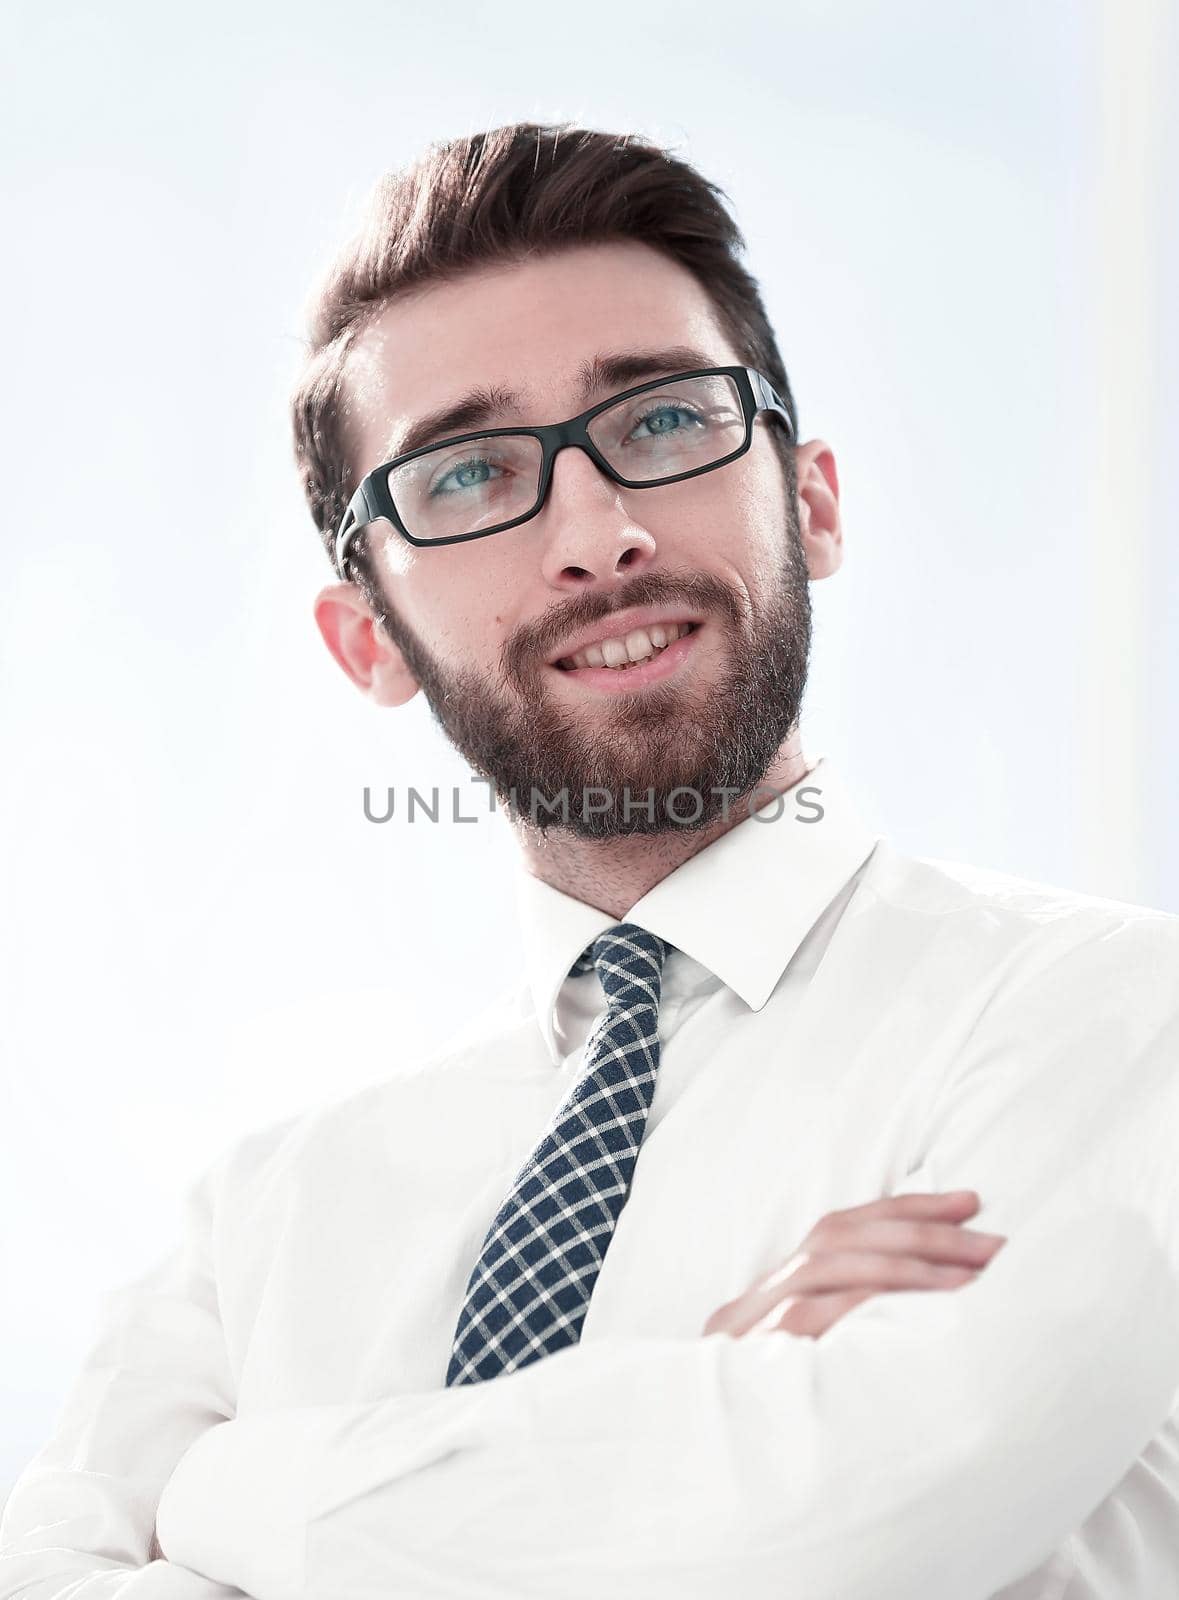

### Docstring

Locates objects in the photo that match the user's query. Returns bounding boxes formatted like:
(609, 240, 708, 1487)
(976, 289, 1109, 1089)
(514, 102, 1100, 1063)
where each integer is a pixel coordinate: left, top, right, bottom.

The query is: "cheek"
(438, 566, 514, 659)
(689, 443, 782, 531)
(686, 454, 786, 592)
(376, 530, 415, 581)
(733, 447, 788, 528)
(382, 548, 515, 664)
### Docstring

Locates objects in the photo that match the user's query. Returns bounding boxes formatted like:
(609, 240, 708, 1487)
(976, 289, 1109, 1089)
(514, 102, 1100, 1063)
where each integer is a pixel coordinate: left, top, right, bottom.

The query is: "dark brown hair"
(290, 121, 798, 571)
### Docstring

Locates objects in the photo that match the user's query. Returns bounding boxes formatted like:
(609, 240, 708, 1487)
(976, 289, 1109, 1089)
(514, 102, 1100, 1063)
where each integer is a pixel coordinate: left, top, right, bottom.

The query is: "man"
(3, 121, 1179, 1600)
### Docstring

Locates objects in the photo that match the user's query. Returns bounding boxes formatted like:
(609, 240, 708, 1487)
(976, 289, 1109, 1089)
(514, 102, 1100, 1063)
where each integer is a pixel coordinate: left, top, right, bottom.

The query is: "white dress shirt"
(4, 754, 1179, 1600)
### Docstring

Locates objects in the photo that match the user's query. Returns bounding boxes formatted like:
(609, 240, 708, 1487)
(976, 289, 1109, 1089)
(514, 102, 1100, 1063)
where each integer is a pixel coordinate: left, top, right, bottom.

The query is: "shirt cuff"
(155, 1413, 314, 1598)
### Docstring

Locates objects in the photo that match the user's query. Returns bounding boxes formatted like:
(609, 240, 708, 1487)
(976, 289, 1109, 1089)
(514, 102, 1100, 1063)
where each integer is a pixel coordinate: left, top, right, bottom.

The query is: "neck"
(513, 738, 811, 919)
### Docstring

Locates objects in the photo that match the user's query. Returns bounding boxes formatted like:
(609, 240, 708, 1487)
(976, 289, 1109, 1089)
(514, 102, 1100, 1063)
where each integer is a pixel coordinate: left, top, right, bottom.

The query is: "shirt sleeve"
(0, 1156, 247, 1600)
(154, 915, 1179, 1600)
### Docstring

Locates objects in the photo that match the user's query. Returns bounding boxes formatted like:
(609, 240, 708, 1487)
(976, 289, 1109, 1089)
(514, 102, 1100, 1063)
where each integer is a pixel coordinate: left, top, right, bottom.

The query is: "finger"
(702, 1264, 970, 1338)
(817, 1217, 1007, 1266)
(831, 1190, 981, 1225)
(713, 1252, 979, 1336)
(769, 1247, 980, 1299)
(748, 1288, 877, 1340)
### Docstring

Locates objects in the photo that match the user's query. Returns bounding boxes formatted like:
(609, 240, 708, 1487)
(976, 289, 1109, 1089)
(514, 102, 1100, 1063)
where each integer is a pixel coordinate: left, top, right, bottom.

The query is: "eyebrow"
(381, 344, 720, 461)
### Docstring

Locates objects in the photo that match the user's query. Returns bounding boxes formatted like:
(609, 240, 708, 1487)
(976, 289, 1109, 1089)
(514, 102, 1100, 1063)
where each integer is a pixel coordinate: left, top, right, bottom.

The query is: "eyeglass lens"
(384, 372, 746, 544)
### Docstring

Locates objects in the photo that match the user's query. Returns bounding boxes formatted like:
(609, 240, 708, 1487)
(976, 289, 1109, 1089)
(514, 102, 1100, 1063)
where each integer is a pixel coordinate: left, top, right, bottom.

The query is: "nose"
(536, 443, 658, 590)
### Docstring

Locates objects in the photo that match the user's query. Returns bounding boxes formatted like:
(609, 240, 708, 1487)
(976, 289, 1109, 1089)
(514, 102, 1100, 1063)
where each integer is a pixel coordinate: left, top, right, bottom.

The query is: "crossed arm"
(155, 1190, 1179, 1599)
(4, 930, 1179, 1600)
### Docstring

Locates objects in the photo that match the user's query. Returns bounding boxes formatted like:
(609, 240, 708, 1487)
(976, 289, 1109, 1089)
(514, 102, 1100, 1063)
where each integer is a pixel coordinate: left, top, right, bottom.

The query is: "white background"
(2, 0, 1176, 1493)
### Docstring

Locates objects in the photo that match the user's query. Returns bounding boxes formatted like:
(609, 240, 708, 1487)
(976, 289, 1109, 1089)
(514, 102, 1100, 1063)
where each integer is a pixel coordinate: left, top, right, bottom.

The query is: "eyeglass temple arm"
(748, 371, 796, 441)
(748, 369, 795, 440)
(334, 481, 380, 579)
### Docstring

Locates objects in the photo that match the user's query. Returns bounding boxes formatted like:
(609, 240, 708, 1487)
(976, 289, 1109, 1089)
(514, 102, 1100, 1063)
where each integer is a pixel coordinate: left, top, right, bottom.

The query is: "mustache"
(503, 571, 743, 684)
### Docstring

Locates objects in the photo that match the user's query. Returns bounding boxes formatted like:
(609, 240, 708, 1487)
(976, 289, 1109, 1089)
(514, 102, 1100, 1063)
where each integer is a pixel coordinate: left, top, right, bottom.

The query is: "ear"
(313, 582, 420, 708)
(793, 440, 843, 580)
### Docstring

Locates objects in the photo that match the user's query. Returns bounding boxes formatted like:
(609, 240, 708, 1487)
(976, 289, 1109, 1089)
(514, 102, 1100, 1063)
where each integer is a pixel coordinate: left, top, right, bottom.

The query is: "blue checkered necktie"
(445, 921, 674, 1387)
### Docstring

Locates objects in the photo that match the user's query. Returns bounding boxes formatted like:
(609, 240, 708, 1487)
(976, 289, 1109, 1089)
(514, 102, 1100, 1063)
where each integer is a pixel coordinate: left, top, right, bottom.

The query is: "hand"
(702, 1189, 1007, 1341)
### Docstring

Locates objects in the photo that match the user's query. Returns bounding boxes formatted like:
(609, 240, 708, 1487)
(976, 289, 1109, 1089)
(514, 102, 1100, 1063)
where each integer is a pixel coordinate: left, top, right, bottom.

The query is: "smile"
(551, 622, 702, 692)
(556, 620, 696, 671)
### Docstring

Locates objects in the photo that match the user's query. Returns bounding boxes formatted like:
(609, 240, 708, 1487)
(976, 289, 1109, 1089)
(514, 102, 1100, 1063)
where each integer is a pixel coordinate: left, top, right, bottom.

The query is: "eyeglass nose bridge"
(531, 412, 629, 513)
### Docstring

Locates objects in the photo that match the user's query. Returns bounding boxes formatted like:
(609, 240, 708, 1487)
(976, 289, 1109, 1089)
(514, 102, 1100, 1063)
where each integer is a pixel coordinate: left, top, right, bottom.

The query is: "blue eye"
(429, 455, 505, 497)
(629, 404, 704, 440)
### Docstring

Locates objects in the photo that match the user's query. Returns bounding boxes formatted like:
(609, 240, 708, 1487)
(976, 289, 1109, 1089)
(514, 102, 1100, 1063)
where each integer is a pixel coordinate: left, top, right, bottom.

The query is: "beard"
(356, 502, 812, 841)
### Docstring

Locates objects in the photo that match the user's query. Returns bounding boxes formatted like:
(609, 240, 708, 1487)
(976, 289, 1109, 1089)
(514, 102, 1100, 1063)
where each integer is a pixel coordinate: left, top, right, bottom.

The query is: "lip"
(551, 621, 702, 693)
(547, 607, 706, 668)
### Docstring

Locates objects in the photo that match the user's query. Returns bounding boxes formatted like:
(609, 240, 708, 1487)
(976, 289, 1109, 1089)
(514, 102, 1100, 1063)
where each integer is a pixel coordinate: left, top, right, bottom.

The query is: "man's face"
(334, 239, 825, 838)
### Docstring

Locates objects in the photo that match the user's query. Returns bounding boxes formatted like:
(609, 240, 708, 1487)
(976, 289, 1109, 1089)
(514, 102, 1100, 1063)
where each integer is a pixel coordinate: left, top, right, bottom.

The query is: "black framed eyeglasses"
(332, 365, 794, 577)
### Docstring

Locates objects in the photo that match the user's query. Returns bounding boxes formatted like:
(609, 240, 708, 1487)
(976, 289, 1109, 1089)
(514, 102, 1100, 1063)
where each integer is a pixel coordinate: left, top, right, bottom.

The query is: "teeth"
(559, 621, 693, 672)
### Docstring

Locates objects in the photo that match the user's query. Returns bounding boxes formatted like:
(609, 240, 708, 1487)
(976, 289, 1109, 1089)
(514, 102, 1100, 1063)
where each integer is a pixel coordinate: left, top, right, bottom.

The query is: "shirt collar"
(513, 755, 883, 1064)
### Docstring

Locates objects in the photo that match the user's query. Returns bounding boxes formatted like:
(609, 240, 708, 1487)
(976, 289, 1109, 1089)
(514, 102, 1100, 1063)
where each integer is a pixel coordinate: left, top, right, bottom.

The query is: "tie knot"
(569, 921, 674, 1009)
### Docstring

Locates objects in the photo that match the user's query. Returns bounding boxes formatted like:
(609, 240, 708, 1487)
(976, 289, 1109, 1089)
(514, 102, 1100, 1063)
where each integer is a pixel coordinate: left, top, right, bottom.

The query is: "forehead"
(341, 238, 738, 470)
